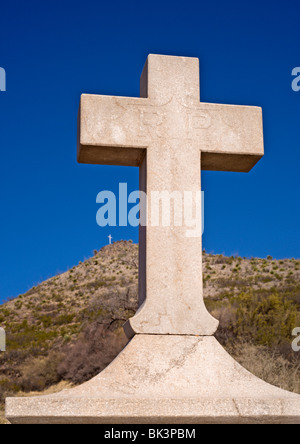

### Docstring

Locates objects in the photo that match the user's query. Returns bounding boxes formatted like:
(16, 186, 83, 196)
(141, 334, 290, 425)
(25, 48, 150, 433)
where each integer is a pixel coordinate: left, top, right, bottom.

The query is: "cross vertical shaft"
(127, 55, 218, 337)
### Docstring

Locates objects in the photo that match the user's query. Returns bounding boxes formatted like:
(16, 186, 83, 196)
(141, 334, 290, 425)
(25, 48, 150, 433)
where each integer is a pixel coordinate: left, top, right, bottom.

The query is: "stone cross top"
(78, 54, 264, 338)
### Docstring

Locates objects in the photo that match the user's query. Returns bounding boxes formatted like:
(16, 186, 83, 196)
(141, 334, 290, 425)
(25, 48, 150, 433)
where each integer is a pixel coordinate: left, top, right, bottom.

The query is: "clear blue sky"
(0, 0, 299, 303)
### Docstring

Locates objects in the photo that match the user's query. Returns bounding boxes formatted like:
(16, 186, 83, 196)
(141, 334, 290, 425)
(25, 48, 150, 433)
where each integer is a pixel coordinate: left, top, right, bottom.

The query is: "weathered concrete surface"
(6, 336, 300, 424)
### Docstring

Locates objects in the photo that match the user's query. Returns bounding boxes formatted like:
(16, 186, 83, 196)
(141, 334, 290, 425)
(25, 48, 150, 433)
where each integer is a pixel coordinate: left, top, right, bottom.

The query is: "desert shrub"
(208, 288, 300, 352)
(0, 309, 11, 319)
(232, 291, 299, 347)
(14, 300, 23, 310)
(19, 352, 64, 392)
(58, 324, 128, 384)
(40, 315, 53, 328)
(54, 313, 75, 326)
(7, 326, 59, 352)
(216, 278, 249, 288)
(212, 255, 227, 265)
(85, 279, 107, 291)
(0, 379, 21, 403)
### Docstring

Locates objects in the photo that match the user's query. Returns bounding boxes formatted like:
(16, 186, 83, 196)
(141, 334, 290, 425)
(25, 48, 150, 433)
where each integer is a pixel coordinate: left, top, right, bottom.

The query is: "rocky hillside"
(0, 241, 299, 421)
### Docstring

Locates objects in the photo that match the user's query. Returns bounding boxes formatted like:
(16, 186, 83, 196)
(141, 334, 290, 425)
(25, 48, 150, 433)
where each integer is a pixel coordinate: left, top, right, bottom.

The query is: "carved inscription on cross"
(78, 54, 264, 337)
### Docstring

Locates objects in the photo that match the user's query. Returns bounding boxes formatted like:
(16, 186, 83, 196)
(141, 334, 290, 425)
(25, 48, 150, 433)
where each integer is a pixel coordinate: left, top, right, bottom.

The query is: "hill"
(0, 241, 299, 423)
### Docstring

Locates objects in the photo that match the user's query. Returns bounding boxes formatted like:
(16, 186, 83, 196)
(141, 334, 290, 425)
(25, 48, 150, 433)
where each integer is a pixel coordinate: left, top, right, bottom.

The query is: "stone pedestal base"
(6, 336, 300, 424)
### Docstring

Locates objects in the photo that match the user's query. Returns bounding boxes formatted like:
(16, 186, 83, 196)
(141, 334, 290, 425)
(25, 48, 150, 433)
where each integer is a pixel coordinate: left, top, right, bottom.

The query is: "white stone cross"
(108, 234, 113, 245)
(78, 54, 264, 338)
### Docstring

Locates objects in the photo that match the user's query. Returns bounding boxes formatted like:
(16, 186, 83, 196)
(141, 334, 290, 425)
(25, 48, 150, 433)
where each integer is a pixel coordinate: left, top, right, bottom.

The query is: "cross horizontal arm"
(192, 102, 264, 172)
(78, 94, 151, 166)
(78, 93, 264, 172)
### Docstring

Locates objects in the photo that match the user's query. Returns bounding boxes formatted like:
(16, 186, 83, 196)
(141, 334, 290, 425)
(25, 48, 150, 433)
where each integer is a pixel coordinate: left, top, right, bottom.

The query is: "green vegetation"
(0, 242, 299, 424)
(207, 289, 299, 349)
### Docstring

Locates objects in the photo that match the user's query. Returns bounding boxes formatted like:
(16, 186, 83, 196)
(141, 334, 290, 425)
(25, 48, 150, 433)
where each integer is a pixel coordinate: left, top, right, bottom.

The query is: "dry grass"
(0, 382, 73, 424)
(9, 380, 73, 398)
(226, 341, 300, 394)
(0, 410, 8, 425)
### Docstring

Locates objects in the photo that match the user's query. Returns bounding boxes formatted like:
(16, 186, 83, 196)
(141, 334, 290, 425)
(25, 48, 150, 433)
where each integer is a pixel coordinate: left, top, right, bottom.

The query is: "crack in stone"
(232, 399, 241, 417)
